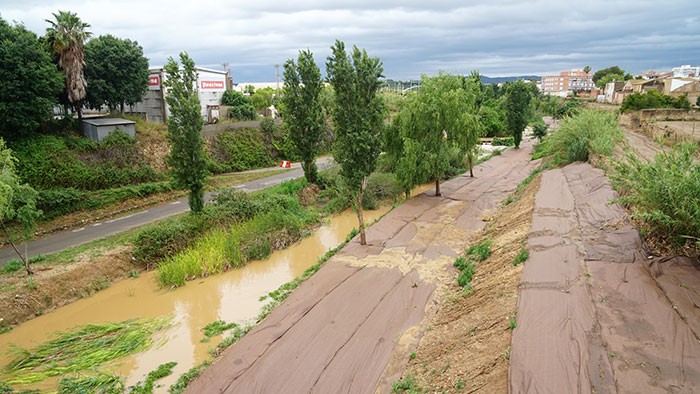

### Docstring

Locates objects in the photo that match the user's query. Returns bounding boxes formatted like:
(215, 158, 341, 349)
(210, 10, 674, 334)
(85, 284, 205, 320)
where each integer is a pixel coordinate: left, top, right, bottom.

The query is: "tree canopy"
(326, 40, 384, 245)
(503, 80, 533, 148)
(221, 90, 256, 120)
(592, 66, 626, 88)
(164, 52, 208, 213)
(0, 18, 63, 139)
(388, 73, 481, 197)
(84, 34, 149, 112)
(282, 49, 324, 183)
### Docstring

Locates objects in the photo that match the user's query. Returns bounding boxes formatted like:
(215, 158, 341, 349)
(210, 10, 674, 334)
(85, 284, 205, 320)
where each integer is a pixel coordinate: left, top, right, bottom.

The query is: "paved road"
(0, 157, 335, 266)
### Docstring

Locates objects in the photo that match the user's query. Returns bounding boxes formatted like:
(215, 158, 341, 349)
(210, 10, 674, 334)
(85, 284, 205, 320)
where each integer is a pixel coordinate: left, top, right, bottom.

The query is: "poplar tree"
(504, 80, 532, 148)
(282, 49, 324, 183)
(326, 40, 384, 245)
(164, 52, 208, 213)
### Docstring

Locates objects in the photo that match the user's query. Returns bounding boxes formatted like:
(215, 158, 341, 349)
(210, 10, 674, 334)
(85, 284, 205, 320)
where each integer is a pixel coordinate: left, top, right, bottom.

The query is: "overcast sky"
(2, 0, 698, 82)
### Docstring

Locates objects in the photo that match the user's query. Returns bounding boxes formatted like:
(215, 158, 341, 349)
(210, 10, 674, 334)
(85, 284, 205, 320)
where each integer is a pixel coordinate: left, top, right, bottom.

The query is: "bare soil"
(0, 245, 136, 327)
(402, 173, 540, 393)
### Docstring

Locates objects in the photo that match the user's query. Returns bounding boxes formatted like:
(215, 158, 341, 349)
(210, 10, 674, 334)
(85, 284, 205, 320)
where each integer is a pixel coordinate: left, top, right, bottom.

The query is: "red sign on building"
(201, 80, 225, 89)
(148, 74, 160, 90)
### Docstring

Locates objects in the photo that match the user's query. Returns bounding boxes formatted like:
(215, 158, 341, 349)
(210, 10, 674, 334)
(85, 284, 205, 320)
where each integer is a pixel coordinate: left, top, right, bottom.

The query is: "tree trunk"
(357, 177, 367, 245)
(1, 221, 33, 275)
(435, 179, 441, 197)
(77, 105, 84, 135)
(468, 152, 474, 177)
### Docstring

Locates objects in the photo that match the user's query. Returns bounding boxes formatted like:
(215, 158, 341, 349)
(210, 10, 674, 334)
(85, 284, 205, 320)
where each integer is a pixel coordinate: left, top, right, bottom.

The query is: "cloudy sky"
(1, 0, 698, 82)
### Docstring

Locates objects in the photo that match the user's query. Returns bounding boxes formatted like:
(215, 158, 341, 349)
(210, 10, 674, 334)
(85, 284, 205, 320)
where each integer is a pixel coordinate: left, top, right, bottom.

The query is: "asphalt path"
(0, 157, 335, 267)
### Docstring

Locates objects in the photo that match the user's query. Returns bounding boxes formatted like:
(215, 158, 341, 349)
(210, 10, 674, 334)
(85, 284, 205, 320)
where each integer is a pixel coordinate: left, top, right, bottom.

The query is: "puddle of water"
(0, 207, 390, 392)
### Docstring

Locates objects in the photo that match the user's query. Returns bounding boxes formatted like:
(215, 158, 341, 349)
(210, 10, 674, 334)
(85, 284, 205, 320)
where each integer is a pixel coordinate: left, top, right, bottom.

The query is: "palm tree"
(45, 10, 92, 128)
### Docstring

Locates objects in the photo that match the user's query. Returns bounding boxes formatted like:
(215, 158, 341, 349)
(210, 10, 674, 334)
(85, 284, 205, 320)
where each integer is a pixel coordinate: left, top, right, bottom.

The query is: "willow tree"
(326, 40, 384, 245)
(45, 10, 92, 126)
(282, 49, 324, 183)
(164, 52, 208, 213)
(390, 73, 480, 197)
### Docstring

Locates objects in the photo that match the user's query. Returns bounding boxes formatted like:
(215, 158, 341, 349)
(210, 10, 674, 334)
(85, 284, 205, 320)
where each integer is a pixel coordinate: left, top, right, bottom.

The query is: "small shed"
(82, 118, 136, 142)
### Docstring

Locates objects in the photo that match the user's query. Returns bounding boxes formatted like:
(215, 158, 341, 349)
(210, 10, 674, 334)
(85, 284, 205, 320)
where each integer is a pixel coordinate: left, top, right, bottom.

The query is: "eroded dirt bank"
(186, 144, 540, 393)
(510, 162, 700, 393)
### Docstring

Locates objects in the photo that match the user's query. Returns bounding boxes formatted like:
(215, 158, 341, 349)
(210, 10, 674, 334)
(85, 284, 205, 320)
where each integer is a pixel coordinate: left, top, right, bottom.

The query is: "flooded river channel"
(0, 207, 390, 392)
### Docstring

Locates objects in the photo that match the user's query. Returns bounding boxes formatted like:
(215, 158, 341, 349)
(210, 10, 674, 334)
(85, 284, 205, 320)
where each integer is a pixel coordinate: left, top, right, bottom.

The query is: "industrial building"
(131, 66, 229, 123)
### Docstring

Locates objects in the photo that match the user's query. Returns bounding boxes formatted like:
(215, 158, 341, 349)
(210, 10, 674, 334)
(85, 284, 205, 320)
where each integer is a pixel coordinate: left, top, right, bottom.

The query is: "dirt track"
(511, 162, 700, 393)
(186, 144, 540, 393)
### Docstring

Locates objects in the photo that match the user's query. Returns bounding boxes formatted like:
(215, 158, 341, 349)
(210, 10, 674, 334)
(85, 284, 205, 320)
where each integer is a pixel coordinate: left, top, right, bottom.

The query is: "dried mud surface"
(186, 144, 540, 394)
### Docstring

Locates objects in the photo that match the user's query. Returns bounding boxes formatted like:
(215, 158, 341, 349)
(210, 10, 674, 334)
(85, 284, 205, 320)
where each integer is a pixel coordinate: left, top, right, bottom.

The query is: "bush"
(11, 133, 163, 191)
(621, 90, 691, 113)
(611, 143, 700, 251)
(363, 172, 402, 209)
(209, 129, 274, 173)
(493, 136, 515, 146)
(540, 109, 623, 164)
(260, 118, 276, 134)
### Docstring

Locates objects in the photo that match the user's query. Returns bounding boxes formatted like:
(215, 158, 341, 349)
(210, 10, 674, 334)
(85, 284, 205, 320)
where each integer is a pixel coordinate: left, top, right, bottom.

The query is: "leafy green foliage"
(283, 49, 325, 183)
(504, 80, 533, 148)
(611, 144, 700, 251)
(12, 133, 162, 191)
(389, 73, 481, 196)
(597, 73, 625, 89)
(326, 40, 385, 245)
(250, 87, 275, 110)
(540, 109, 623, 164)
(84, 34, 149, 111)
(492, 136, 515, 146)
(621, 90, 691, 113)
(164, 52, 208, 213)
(0, 18, 63, 139)
(532, 119, 548, 141)
(208, 128, 274, 173)
(58, 372, 124, 394)
(168, 361, 210, 394)
(466, 240, 492, 262)
(392, 374, 421, 393)
(2, 260, 23, 273)
(453, 240, 491, 290)
(2, 318, 169, 385)
(221, 90, 256, 120)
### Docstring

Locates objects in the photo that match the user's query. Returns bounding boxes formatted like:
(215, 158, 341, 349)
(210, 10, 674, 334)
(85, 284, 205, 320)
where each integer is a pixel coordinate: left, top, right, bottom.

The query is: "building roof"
(82, 118, 136, 126)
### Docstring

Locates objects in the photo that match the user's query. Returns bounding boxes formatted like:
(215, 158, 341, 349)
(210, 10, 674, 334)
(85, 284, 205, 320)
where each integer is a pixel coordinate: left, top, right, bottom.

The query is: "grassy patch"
(503, 166, 544, 207)
(168, 361, 210, 394)
(202, 320, 238, 339)
(611, 143, 700, 253)
(127, 361, 177, 394)
(513, 248, 529, 266)
(1, 317, 169, 385)
(465, 240, 492, 262)
(206, 168, 292, 190)
(393, 373, 422, 393)
(453, 240, 492, 293)
(539, 109, 623, 165)
(58, 372, 124, 394)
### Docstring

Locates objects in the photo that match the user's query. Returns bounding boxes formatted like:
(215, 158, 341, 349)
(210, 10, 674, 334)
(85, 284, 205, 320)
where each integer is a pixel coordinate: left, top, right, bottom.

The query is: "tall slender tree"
(504, 80, 533, 148)
(45, 10, 92, 127)
(164, 52, 208, 213)
(282, 49, 324, 183)
(326, 40, 384, 245)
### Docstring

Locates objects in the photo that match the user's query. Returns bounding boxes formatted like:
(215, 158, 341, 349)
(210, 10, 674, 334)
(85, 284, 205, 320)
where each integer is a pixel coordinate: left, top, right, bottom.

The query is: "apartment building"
(540, 69, 594, 96)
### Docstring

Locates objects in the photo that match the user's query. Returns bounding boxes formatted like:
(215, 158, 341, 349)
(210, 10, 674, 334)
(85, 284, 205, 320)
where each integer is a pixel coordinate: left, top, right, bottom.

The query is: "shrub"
(611, 143, 700, 251)
(540, 109, 623, 164)
(260, 118, 276, 134)
(493, 136, 515, 146)
(209, 128, 273, 173)
(621, 90, 691, 113)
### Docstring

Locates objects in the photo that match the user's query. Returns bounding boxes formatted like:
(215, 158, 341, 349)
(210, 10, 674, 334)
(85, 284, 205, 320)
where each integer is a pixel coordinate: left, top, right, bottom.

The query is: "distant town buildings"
(672, 65, 700, 78)
(540, 69, 595, 97)
(601, 64, 700, 105)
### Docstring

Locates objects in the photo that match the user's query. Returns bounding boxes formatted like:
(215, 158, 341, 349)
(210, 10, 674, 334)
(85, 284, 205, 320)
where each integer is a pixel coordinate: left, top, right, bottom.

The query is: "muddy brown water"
(0, 207, 392, 392)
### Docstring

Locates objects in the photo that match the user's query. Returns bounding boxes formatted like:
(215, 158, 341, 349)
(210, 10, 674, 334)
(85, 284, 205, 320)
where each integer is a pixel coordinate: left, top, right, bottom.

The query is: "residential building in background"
(540, 69, 594, 96)
(672, 65, 700, 78)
